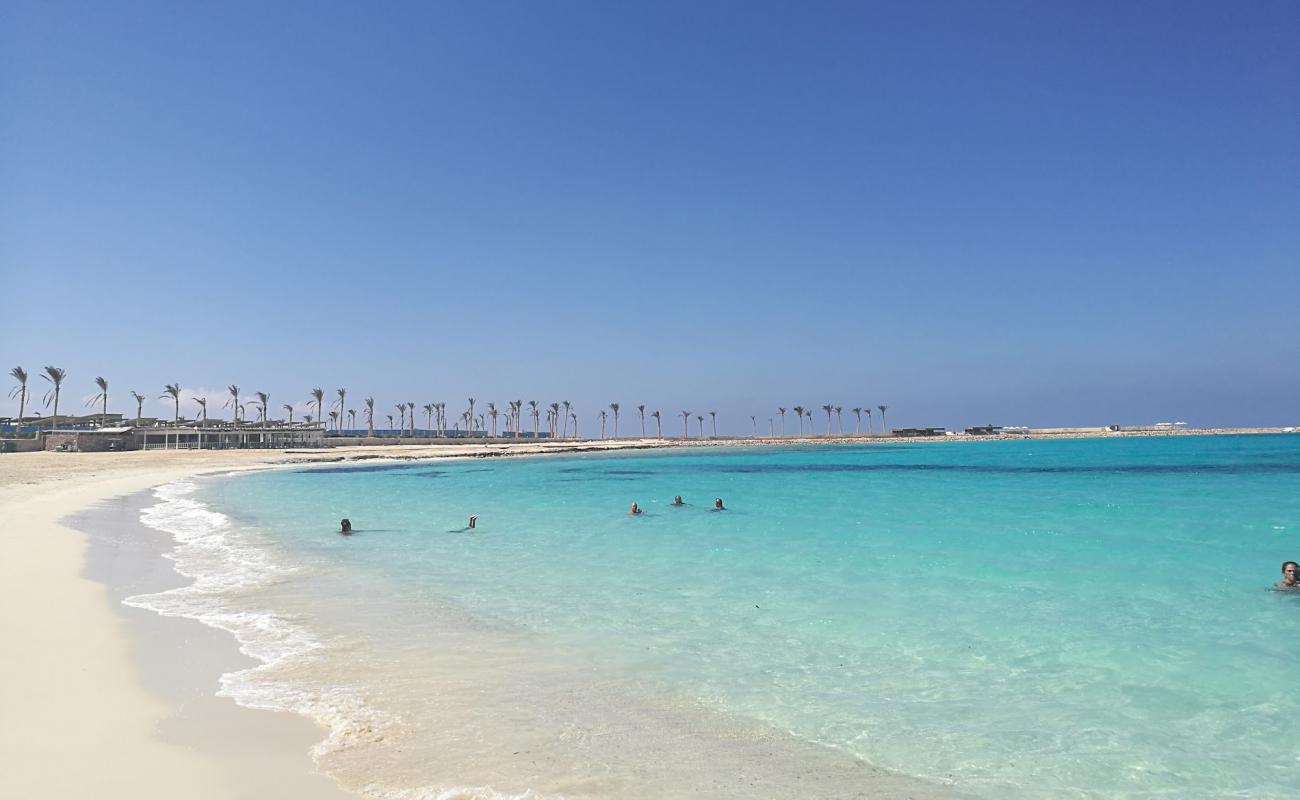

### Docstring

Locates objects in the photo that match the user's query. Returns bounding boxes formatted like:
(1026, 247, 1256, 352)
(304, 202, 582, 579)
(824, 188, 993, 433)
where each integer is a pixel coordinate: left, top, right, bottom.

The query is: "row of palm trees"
(8, 366, 891, 438)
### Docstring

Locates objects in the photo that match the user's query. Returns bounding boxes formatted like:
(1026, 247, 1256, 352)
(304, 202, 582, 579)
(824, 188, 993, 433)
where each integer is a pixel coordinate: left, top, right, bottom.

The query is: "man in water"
(1275, 561, 1299, 591)
(672, 495, 684, 506)
(714, 497, 726, 511)
(629, 502, 643, 515)
(468, 515, 478, 530)
(340, 518, 353, 535)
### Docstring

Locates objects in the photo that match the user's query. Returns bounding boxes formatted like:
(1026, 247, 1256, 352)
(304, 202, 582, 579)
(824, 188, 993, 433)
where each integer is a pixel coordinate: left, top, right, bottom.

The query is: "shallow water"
(134, 435, 1300, 798)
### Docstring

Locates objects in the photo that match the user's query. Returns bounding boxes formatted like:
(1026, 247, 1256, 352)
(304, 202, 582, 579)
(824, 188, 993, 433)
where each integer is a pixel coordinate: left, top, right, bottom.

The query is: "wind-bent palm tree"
(822, 404, 834, 436)
(769, 418, 775, 435)
(609, 403, 620, 437)
(194, 397, 209, 426)
(328, 410, 339, 431)
(396, 404, 406, 436)
(793, 406, 805, 436)
(310, 388, 325, 427)
(750, 415, 757, 436)
(570, 413, 578, 438)
(680, 410, 690, 438)
(436, 402, 446, 436)
(334, 389, 347, 435)
(83, 376, 110, 427)
(878, 404, 888, 434)
(364, 397, 375, 436)
(852, 407, 862, 433)
(130, 391, 145, 427)
(226, 385, 241, 425)
(386, 414, 394, 433)
(255, 392, 269, 425)
(548, 403, 559, 437)
(40, 366, 67, 430)
(528, 400, 539, 438)
(487, 402, 499, 437)
(835, 406, 844, 434)
(348, 409, 356, 430)
(598, 410, 607, 439)
(561, 401, 572, 437)
(651, 410, 661, 438)
(466, 398, 476, 437)
(408, 401, 416, 436)
(864, 407, 873, 433)
(709, 411, 717, 437)
(696, 415, 704, 438)
(777, 407, 787, 436)
(423, 403, 435, 433)
(9, 367, 29, 431)
(636, 405, 646, 438)
(304, 414, 313, 425)
(282, 404, 295, 425)
(162, 383, 181, 423)
(806, 409, 814, 432)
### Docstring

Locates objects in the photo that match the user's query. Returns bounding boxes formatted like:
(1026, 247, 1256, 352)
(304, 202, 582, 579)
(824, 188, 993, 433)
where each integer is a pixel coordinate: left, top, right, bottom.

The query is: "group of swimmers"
(339, 497, 727, 534)
(629, 496, 724, 515)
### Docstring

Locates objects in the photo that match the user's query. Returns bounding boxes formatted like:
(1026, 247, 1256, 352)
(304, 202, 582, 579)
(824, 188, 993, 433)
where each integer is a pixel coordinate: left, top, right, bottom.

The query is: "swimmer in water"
(713, 497, 726, 511)
(629, 502, 643, 515)
(1275, 561, 1299, 591)
(468, 515, 478, 530)
(340, 518, 353, 535)
(672, 495, 684, 506)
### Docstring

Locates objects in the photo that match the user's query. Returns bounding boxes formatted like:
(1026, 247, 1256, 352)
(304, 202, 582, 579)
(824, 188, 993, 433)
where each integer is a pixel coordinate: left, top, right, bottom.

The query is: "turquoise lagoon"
(136, 435, 1300, 798)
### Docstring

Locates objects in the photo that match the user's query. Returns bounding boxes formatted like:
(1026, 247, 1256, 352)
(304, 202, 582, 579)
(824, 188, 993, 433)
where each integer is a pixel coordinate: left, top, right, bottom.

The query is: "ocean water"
(130, 435, 1300, 798)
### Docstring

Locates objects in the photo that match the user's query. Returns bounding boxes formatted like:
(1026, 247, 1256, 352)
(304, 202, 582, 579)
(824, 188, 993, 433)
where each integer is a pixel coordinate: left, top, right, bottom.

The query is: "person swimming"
(340, 518, 353, 535)
(468, 514, 478, 530)
(629, 502, 643, 515)
(1275, 561, 1299, 591)
(672, 495, 684, 506)
(713, 497, 726, 511)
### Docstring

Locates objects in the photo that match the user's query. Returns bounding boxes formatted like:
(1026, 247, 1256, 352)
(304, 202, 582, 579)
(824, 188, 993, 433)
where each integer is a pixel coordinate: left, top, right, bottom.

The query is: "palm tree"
(609, 403, 620, 437)
(466, 397, 476, 437)
(396, 403, 406, 436)
(750, 415, 757, 436)
(364, 397, 375, 436)
(436, 402, 446, 436)
(408, 401, 416, 436)
(651, 410, 661, 438)
(635, 404, 646, 438)
(9, 367, 29, 431)
(328, 410, 339, 431)
(548, 403, 559, 437)
(570, 412, 578, 438)
(680, 410, 690, 438)
(226, 385, 241, 425)
(255, 392, 269, 425)
(161, 383, 181, 423)
(385, 414, 394, 433)
(282, 403, 295, 425)
(852, 407, 862, 433)
(194, 397, 209, 426)
(528, 400, 539, 438)
(777, 407, 787, 436)
(561, 401, 572, 437)
(40, 366, 67, 430)
(130, 391, 145, 427)
(304, 414, 313, 425)
(822, 404, 834, 435)
(310, 388, 324, 427)
(487, 402, 499, 436)
(598, 410, 607, 439)
(864, 407, 873, 433)
(696, 415, 704, 438)
(806, 409, 814, 432)
(334, 388, 347, 435)
(348, 409, 356, 430)
(793, 406, 805, 436)
(835, 406, 844, 434)
(87, 376, 109, 427)
(423, 403, 435, 433)
(709, 411, 717, 437)
(878, 404, 889, 434)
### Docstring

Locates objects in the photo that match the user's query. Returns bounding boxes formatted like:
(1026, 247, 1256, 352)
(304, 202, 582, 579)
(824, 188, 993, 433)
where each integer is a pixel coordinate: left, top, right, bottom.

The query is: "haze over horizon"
(3, 2, 1297, 433)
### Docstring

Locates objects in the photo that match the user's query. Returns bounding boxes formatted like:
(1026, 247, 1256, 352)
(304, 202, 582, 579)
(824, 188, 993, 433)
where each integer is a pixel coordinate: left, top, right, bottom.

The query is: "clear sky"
(2, 1, 1297, 432)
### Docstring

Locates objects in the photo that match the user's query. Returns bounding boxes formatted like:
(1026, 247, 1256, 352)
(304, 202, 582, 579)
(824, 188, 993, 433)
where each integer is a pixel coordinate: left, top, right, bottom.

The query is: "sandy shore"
(0, 429, 1287, 798)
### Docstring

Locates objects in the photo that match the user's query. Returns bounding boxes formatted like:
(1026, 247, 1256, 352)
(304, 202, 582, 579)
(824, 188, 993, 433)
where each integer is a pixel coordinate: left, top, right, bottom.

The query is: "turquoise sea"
(132, 435, 1300, 798)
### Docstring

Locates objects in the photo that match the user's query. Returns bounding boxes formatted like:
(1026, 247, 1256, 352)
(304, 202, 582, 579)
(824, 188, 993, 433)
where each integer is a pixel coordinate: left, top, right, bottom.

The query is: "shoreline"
(0, 431, 1290, 798)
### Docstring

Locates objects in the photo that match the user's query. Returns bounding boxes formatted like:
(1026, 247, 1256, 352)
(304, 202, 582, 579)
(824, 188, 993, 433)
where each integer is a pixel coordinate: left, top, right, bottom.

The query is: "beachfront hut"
(133, 422, 325, 450)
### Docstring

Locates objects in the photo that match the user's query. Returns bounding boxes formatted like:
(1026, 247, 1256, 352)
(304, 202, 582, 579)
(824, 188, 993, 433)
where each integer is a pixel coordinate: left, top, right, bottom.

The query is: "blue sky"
(2, 1, 1297, 431)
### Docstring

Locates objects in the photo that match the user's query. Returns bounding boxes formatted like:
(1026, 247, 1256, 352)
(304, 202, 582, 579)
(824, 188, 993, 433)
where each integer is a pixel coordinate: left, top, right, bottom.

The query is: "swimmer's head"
(1283, 561, 1299, 582)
